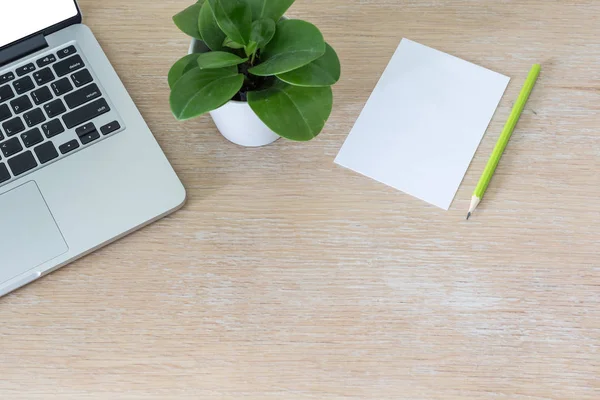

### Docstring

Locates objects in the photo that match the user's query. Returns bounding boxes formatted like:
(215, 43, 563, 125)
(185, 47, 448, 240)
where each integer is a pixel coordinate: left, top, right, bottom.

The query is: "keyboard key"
(100, 120, 120, 135)
(2, 117, 25, 136)
(71, 69, 93, 87)
(51, 78, 73, 96)
(13, 76, 35, 95)
(59, 139, 79, 154)
(0, 85, 15, 103)
(75, 122, 96, 137)
(31, 86, 53, 105)
(63, 98, 110, 129)
(10, 95, 32, 114)
(57, 45, 77, 59)
(16, 63, 36, 76)
(8, 151, 37, 176)
(21, 128, 44, 148)
(0, 163, 10, 184)
(42, 119, 65, 138)
(33, 68, 55, 86)
(0, 72, 15, 84)
(44, 99, 67, 118)
(65, 84, 101, 109)
(80, 130, 100, 145)
(1, 137, 23, 158)
(36, 54, 57, 67)
(0, 104, 11, 122)
(34, 141, 59, 164)
(24, 108, 46, 127)
(53, 55, 84, 77)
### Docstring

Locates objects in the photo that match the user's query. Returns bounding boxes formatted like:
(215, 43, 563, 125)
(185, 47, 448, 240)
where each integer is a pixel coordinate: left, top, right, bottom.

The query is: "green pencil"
(467, 64, 541, 220)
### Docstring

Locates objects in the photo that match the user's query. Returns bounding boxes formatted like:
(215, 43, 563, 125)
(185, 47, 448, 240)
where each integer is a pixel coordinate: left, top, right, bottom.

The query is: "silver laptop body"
(0, 1, 186, 297)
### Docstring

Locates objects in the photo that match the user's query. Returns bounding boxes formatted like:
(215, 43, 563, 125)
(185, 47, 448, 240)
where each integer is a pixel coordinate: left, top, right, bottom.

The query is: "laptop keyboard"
(0, 43, 123, 187)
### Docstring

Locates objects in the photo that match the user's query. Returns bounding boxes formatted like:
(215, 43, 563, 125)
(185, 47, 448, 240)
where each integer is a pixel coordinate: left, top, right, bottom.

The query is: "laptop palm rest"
(0, 182, 68, 286)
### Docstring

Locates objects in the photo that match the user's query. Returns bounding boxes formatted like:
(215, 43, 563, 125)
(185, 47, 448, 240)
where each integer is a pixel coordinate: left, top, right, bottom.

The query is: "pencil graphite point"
(467, 196, 480, 220)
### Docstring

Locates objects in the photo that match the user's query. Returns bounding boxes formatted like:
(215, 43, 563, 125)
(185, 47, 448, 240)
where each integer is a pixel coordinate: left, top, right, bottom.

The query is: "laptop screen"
(0, 0, 78, 48)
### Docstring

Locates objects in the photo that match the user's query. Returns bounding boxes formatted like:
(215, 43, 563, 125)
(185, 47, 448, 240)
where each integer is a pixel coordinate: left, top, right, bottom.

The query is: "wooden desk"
(2, 0, 600, 398)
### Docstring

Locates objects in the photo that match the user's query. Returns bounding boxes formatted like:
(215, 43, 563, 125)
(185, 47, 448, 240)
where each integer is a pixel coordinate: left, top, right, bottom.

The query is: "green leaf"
(197, 51, 248, 69)
(223, 37, 244, 49)
(170, 67, 244, 120)
(248, 81, 332, 141)
(208, 0, 252, 45)
(173, 2, 204, 40)
(276, 43, 340, 87)
(198, 1, 226, 51)
(168, 54, 200, 89)
(245, 41, 258, 58)
(248, 0, 294, 21)
(250, 18, 275, 50)
(248, 19, 325, 76)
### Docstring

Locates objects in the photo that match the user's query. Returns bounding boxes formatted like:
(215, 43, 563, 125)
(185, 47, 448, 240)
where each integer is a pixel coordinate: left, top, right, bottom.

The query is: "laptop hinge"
(0, 35, 48, 68)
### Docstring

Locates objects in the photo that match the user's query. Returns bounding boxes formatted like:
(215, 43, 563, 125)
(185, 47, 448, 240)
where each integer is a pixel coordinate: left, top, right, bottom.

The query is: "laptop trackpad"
(0, 182, 68, 285)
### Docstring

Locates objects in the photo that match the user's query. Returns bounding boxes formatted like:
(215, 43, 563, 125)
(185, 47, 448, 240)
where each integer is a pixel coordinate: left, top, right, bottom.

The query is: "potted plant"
(169, 0, 341, 147)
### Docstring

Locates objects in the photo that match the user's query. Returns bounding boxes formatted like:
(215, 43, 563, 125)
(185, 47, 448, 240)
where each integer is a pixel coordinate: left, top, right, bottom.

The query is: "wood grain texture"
(2, 0, 600, 398)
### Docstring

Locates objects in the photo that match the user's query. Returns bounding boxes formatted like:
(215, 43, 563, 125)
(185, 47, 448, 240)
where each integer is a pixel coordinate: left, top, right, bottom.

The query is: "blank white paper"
(335, 39, 510, 210)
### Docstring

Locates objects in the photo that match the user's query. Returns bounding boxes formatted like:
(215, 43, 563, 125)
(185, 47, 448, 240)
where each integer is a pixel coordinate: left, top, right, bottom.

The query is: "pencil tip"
(466, 212, 471, 220)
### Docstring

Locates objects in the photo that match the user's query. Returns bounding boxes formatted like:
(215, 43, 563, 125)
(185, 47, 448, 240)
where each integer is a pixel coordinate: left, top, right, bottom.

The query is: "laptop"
(0, 1, 186, 297)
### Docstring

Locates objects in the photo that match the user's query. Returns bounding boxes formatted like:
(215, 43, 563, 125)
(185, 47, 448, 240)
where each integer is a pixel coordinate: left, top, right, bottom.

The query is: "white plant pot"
(188, 39, 280, 147)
